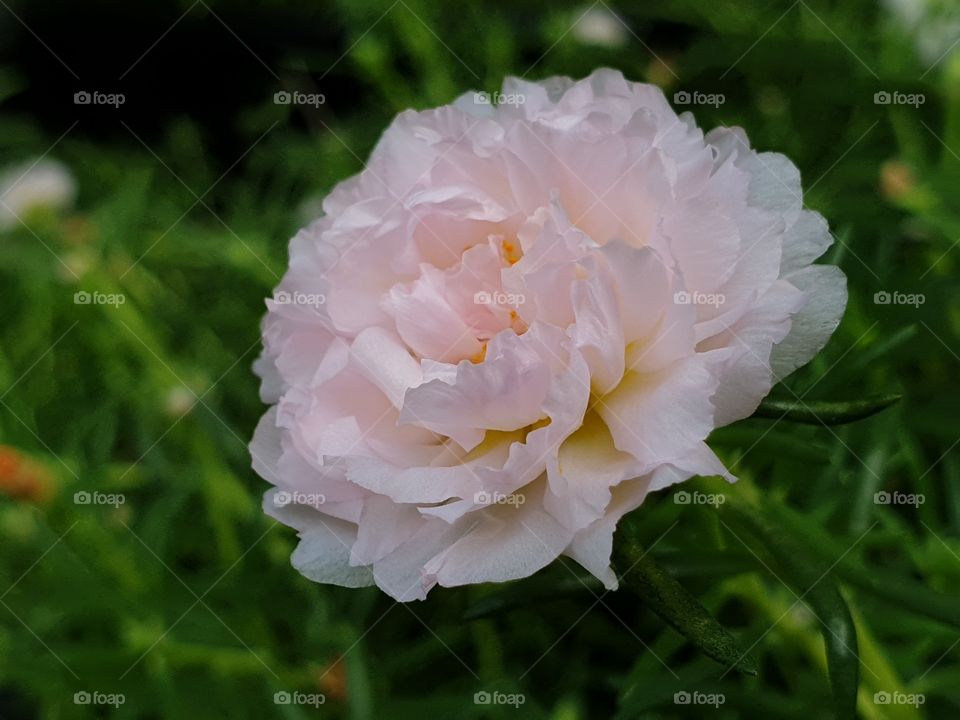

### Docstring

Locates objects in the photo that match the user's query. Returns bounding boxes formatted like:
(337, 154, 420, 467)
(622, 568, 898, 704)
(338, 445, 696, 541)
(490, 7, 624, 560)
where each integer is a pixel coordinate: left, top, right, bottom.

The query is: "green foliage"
(0, 0, 958, 718)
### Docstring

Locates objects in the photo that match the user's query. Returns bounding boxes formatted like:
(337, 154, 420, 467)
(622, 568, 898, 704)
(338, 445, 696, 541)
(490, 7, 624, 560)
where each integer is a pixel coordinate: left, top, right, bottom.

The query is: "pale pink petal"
(771, 265, 848, 379)
(598, 352, 728, 470)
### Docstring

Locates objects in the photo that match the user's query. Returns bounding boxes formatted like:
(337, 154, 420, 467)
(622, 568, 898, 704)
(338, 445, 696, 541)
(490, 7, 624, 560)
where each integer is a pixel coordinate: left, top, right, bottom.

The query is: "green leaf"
(655, 549, 757, 580)
(752, 394, 901, 425)
(725, 503, 859, 719)
(767, 500, 960, 632)
(612, 520, 758, 676)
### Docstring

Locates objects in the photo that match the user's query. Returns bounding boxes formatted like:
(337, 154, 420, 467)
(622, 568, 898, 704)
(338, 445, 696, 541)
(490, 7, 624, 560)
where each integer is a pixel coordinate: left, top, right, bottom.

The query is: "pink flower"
(251, 69, 846, 601)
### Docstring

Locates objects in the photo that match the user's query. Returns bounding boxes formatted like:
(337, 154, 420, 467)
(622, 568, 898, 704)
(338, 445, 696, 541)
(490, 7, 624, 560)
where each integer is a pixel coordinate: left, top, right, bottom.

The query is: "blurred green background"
(0, 0, 958, 717)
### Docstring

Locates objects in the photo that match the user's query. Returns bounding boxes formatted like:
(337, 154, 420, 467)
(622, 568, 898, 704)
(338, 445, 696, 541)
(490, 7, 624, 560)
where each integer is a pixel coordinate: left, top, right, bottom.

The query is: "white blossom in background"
(572, 5, 628, 49)
(884, 0, 960, 65)
(0, 158, 76, 231)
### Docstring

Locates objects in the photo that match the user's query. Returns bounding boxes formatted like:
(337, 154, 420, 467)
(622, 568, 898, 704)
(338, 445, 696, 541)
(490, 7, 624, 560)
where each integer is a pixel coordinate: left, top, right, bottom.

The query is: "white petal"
(598, 352, 725, 470)
(780, 210, 833, 275)
(252, 352, 283, 403)
(545, 411, 640, 531)
(290, 516, 375, 589)
(350, 327, 422, 409)
(771, 265, 848, 379)
(400, 329, 552, 436)
(570, 256, 626, 394)
(699, 279, 805, 425)
(372, 519, 468, 601)
(250, 407, 283, 485)
(423, 480, 575, 588)
(744, 151, 802, 224)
